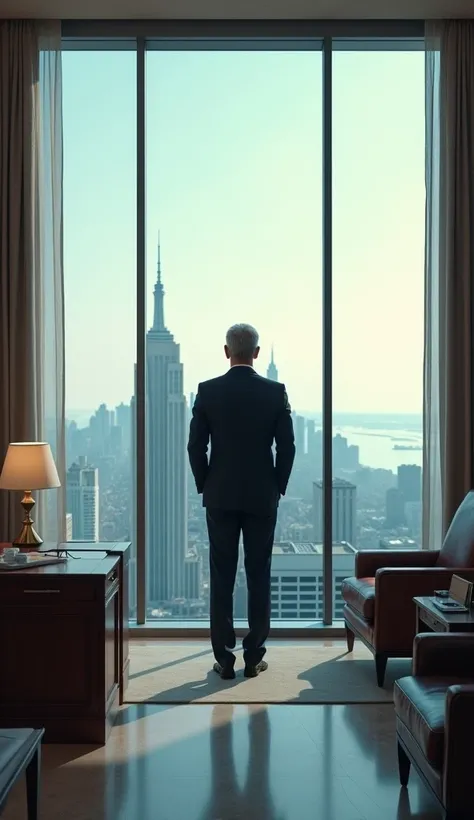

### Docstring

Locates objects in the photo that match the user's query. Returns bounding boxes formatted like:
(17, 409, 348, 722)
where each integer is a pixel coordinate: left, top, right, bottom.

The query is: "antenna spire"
(157, 231, 161, 283)
(152, 232, 165, 331)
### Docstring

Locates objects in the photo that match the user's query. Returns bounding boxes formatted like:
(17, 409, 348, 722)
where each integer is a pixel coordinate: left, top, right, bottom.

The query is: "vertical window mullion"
(322, 36, 333, 626)
(136, 37, 146, 624)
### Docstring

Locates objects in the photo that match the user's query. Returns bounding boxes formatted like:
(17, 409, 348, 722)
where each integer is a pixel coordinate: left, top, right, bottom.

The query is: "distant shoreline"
(67, 407, 422, 424)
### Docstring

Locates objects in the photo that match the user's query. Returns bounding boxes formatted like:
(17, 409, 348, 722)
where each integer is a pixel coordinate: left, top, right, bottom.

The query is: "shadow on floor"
(128, 646, 215, 681)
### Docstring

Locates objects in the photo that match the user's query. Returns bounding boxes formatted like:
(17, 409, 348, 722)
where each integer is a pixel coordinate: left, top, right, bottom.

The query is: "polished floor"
(4, 703, 441, 820)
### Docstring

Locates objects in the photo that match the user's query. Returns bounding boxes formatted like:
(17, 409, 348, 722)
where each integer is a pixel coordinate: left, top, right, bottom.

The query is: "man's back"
(188, 324, 295, 679)
(188, 366, 295, 512)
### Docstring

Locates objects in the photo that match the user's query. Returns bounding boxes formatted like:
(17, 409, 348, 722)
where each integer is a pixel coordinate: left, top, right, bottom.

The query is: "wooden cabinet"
(0, 554, 122, 744)
(49, 541, 131, 701)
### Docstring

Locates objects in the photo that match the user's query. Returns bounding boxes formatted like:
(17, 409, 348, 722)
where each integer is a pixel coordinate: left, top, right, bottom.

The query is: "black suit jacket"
(187, 366, 295, 512)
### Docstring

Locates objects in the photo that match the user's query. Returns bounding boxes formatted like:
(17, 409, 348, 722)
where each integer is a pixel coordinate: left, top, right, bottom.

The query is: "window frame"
(61, 20, 425, 635)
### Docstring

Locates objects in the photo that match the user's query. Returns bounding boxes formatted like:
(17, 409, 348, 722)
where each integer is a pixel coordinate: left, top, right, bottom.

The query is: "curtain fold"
(0, 20, 65, 542)
(424, 21, 474, 548)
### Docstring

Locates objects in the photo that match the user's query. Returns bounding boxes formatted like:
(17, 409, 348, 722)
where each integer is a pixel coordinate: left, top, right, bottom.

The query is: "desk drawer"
(0, 579, 96, 602)
(420, 609, 446, 633)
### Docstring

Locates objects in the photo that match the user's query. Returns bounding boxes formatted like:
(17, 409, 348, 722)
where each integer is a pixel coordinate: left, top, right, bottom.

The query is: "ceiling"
(2, 0, 474, 19)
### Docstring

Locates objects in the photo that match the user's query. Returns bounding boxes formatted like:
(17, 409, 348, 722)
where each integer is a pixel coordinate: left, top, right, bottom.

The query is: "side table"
(414, 596, 474, 634)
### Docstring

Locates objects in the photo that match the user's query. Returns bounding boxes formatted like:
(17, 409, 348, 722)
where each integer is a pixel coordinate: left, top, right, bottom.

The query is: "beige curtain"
(0, 20, 65, 542)
(424, 21, 474, 547)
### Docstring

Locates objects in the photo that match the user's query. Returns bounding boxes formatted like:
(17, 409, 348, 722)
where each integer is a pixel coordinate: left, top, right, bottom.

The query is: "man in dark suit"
(187, 324, 295, 680)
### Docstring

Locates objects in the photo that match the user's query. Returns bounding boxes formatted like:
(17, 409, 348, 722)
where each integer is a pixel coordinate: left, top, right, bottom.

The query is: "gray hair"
(225, 324, 259, 359)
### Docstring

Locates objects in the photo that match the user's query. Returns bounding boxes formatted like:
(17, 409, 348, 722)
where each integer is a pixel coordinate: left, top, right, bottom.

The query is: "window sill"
(129, 619, 346, 638)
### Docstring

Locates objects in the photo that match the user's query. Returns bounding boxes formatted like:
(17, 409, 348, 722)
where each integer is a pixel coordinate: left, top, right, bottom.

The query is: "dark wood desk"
(43, 542, 131, 702)
(0, 554, 121, 744)
(414, 595, 474, 634)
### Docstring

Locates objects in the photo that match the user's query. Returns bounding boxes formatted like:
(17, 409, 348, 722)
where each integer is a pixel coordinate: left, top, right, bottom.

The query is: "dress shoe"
(213, 661, 236, 680)
(244, 660, 268, 678)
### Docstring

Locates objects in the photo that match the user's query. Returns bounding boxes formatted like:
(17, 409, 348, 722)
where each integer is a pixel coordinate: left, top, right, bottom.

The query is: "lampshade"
(0, 442, 61, 490)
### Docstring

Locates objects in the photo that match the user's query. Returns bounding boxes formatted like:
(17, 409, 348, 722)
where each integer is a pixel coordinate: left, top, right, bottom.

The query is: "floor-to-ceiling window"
(62, 27, 425, 628)
(145, 49, 323, 621)
(331, 47, 425, 618)
(62, 49, 137, 617)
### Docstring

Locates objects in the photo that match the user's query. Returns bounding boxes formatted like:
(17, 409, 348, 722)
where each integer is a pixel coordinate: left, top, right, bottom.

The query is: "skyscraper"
(146, 241, 187, 605)
(116, 401, 132, 454)
(307, 422, 322, 475)
(187, 392, 195, 428)
(313, 478, 357, 545)
(397, 464, 421, 503)
(81, 467, 100, 540)
(66, 460, 99, 541)
(266, 345, 278, 381)
(333, 434, 360, 471)
(89, 403, 113, 457)
(292, 413, 306, 456)
(385, 487, 406, 528)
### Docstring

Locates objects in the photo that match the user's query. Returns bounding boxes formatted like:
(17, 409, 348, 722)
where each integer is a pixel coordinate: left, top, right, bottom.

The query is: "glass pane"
(63, 51, 137, 617)
(145, 50, 322, 622)
(332, 50, 424, 619)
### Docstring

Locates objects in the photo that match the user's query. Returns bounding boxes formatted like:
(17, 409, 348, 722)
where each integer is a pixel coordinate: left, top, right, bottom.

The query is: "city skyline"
(64, 254, 422, 615)
(64, 379, 422, 617)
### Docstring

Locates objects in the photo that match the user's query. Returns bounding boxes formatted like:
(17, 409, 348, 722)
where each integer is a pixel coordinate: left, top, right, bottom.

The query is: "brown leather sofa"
(342, 491, 474, 686)
(394, 633, 474, 820)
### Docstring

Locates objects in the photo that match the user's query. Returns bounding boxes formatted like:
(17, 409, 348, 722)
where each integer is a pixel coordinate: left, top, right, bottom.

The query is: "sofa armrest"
(444, 685, 474, 812)
(376, 566, 474, 588)
(355, 549, 439, 578)
(413, 633, 474, 677)
(373, 568, 474, 652)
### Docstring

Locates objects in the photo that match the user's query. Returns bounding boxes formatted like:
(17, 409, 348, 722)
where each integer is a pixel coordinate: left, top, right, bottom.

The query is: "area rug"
(126, 642, 411, 704)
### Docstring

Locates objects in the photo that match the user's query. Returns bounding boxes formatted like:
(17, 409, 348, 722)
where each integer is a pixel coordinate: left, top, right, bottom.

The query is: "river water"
(336, 425, 422, 473)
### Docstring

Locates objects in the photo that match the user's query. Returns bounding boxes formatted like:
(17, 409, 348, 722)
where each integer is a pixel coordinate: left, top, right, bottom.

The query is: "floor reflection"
(2, 703, 443, 820)
(200, 705, 285, 820)
(396, 788, 442, 820)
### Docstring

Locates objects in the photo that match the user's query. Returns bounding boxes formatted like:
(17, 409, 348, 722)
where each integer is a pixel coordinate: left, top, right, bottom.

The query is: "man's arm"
(187, 387, 210, 493)
(274, 386, 295, 496)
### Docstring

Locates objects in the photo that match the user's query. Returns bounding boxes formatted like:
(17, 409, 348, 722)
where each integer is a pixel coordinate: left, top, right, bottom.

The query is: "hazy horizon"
(66, 404, 423, 424)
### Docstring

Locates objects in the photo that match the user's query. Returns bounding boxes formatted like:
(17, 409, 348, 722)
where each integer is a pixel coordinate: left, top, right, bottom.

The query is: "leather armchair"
(394, 633, 474, 820)
(342, 491, 474, 686)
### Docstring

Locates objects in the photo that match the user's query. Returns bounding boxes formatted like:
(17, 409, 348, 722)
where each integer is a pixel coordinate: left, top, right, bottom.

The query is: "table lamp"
(0, 442, 61, 549)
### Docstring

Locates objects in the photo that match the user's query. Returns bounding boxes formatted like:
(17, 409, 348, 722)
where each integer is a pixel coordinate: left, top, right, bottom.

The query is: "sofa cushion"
(394, 676, 469, 769)
(341, 577, 375, 622)
(438, 490, 474, 568)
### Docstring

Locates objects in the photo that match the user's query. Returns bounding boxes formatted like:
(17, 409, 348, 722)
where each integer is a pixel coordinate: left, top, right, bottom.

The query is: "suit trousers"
(206, 507, 277, 667)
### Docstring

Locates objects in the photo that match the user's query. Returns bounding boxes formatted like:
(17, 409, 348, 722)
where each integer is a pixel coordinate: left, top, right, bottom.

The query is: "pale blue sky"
(63, 48, 424, 415)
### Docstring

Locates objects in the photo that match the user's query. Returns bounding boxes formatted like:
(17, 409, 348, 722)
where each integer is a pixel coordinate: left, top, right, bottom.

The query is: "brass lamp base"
(13, 491, 43, 551)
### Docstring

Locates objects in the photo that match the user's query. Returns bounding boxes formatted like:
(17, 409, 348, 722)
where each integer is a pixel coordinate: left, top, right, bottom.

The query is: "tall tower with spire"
(266, 345, 279, 382)
(145, 237, 186, 604)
